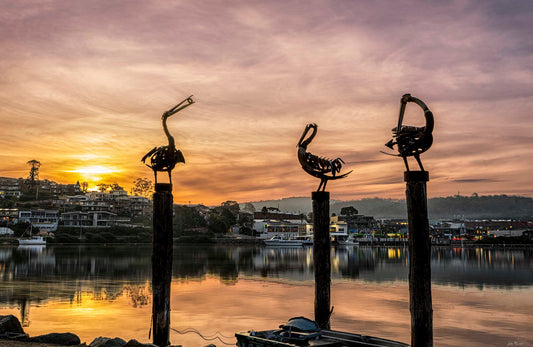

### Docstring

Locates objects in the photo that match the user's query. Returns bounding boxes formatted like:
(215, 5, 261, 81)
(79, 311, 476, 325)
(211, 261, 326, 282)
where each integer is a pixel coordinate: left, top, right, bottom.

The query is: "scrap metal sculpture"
(297, 123, 352, 192)
(142, 95, 194, 183)
(383, 94, 434, 171)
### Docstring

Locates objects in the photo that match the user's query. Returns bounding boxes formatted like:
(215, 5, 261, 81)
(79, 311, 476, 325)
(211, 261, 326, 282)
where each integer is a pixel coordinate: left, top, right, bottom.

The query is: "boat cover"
(279, 317, 320, 333)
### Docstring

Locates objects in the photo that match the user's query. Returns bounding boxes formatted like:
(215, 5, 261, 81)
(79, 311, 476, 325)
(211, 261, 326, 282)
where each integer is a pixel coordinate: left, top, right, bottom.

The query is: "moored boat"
(264, 236, 303, 247)
(294, 235, 314, 246)
(338, 235, 359, 246)
(18, 236, 46, 246)
(18, 225, 46, 246)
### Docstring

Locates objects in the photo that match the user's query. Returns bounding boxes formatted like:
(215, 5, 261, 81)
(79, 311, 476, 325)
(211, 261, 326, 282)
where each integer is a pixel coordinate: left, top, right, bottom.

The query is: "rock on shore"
(1, 314, 217, 347)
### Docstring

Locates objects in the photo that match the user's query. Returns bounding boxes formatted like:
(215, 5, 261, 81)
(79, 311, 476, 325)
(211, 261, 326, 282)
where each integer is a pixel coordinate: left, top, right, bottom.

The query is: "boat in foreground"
(236, 317, 408, 347)
(264, 236, 303, 247)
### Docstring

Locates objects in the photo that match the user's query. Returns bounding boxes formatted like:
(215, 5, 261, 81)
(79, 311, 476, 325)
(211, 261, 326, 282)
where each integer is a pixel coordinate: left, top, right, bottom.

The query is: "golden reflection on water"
(1, 245, 533, 346)
(1, 277, 532, 347)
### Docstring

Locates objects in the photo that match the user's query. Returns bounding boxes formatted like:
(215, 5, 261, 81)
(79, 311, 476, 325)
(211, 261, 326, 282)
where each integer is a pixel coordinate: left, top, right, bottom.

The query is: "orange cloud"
(1, 1, 532, 205)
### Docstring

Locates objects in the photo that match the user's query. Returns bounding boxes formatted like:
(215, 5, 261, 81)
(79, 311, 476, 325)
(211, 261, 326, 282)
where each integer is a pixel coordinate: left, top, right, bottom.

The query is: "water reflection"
(1, 245, 532, 308)
(1, 244, 532, 346)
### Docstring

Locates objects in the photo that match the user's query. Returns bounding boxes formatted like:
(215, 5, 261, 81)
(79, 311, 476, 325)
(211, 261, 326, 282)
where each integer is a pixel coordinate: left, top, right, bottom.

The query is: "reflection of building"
(18, 210, 59, 232)
(61, 211, 117, 227)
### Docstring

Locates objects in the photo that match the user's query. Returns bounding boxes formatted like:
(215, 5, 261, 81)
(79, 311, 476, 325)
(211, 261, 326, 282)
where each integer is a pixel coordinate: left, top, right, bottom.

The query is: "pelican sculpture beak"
(163, 95, 195, 119)
(297, 123, 317, 148)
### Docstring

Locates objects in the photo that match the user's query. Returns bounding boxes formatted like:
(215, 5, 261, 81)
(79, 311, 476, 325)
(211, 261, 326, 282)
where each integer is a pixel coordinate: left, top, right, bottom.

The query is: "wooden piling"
(312, 191, 331, 330)
(404, 171, 433, 347)
(152, 183, 174, 347)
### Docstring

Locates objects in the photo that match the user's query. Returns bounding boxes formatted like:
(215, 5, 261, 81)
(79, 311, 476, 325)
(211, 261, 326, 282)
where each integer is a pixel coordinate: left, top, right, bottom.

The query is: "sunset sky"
(1, 0, 532, 205)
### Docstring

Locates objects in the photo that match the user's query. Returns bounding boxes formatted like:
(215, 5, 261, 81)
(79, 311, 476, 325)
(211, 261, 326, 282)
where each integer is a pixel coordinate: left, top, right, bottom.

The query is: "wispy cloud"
(1, 0, 532, 204)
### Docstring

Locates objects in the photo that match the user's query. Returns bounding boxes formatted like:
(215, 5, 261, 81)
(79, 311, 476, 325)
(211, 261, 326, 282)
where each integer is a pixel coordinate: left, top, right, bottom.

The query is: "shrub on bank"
(52, 225, 151, 244)
(475, 235, 533, 245)
(52, 234, 80, 243)
(175, 234, 215, 243)
(51, 225, 220, 244)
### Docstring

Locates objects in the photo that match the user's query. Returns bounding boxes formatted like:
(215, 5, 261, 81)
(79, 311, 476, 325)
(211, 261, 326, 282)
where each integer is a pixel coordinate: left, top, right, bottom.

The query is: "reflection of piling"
(152, 183, 174, 347)
(312, 191, 331, 330)
(405, 171, 433, 347)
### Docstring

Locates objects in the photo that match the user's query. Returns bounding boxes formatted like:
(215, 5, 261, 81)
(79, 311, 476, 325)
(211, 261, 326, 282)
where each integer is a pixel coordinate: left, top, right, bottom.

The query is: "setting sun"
(69, 166, 120, 175)
(64, 165, 123, 185)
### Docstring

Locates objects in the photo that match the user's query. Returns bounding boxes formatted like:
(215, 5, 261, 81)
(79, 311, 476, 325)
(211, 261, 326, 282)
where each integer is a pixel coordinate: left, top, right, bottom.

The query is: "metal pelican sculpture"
(142, 95, 195, 183)
(297, 123, 352, 192)
(383, 94, 434, 171)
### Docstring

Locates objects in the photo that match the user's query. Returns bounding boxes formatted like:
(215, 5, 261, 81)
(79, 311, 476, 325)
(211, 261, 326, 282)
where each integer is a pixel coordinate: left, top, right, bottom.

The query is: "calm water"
(0, 244, 532, 346)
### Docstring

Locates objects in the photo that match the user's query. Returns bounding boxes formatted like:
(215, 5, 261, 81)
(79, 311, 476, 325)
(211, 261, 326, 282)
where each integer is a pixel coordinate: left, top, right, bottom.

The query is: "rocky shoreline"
(0, 315, 216, 347)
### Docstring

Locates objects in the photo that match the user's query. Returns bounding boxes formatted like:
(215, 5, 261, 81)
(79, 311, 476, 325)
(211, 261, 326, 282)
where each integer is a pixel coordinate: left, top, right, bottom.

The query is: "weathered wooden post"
(142, 96, 195, 347)
(297, 123, 352, 329)
(312, 191, 331, 329)
(405, 171, 433, 347)
(383, 94, 435, 347)
(152, 183, 174, 347)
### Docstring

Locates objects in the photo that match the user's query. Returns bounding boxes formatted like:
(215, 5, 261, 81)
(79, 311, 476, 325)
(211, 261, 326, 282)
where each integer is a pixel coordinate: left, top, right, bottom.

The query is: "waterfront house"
(18, 209, 59, 232)
(0, 177, 22, 198)
(253, 211, 306, 239)
(329, 216, 349, 240)
(61, 211, 117, 227)
(0, 227, 14, 235)
(0, 208, 19, 223)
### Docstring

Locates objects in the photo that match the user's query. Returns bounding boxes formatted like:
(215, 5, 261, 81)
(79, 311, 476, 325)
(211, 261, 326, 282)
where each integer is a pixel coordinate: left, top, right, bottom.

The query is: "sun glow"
(63, 165, 123, 187)
(68, 166, 120, 175)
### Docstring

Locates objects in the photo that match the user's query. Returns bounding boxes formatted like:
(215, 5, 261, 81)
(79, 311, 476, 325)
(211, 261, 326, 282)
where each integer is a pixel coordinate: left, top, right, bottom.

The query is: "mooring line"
(170, 327, 235, 345)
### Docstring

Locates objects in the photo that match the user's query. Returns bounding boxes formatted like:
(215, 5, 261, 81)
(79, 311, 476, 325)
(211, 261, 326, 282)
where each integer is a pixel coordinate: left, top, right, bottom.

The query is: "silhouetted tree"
(97, 183, 110, 192)
(174, 205, 207, 235)
(26, 160, 40, 184)
(131, 178, 154, 198)
(208, 214, 229, 234)
(242, 202, 255, 213)
(340, 206, 358, 216)
(109, 183, 124, 192)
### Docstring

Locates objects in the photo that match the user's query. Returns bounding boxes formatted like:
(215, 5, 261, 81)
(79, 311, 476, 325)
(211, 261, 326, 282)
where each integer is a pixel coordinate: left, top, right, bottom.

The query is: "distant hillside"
(246, 197, 315, 215)
(244, 195, 533, 220)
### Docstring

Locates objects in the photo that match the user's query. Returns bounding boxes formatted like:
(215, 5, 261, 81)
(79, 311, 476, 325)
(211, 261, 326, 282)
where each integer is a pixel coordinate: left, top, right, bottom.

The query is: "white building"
(253, 211, 307, 239)
(61, 211, 117, 228)
(0, 177, 21, 198)
(0, 227, 14, 235)
(302, 216, 349, 241)
(329, 216, 349, 239)
(18, 210, 59, 232)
